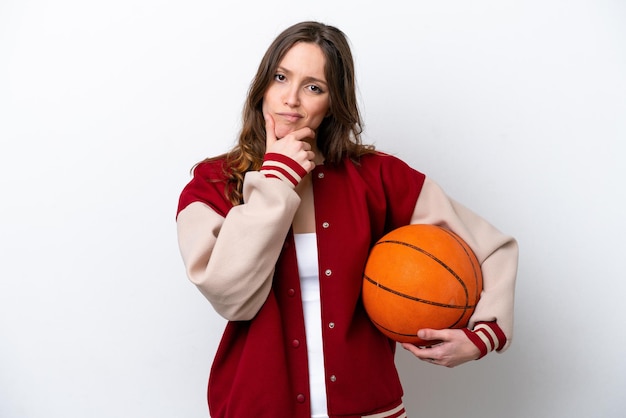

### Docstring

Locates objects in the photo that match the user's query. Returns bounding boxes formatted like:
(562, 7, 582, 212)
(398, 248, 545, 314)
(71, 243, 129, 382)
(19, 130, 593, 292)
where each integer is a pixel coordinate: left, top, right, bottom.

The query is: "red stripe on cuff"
(476, 321, 507, 351)
(462, 328, 488, 359)
(261, 164, 298, 186)
(263, 153, 307, 178)
(477, 327, 496, 350)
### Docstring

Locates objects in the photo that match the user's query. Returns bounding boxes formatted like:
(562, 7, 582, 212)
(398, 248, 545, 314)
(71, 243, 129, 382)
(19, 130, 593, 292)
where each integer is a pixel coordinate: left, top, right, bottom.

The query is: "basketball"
(362, 224, 482, 346)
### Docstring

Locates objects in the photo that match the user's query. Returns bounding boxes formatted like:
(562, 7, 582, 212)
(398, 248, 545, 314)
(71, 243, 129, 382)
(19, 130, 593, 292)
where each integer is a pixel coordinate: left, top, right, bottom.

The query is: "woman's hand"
(264, 113, 316, 174)
(401, 328, 481, 368)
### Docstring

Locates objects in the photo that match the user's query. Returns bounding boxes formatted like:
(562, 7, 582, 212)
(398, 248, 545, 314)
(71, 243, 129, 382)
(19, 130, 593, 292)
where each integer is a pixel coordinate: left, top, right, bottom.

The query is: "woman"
(176, 21, 518, 418)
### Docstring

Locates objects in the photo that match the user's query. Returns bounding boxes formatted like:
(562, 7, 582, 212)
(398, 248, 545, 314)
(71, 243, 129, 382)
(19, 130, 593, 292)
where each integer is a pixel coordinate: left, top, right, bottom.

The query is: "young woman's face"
(262, 42, 331, 140)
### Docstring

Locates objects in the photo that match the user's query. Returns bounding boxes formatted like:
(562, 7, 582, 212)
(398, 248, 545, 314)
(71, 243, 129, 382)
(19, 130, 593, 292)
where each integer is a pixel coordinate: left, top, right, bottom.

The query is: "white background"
(1, 1, 625, 417)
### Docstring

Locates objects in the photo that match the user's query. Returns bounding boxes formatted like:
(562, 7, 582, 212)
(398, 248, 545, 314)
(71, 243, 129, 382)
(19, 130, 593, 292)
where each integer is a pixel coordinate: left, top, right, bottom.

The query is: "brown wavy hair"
(205, 21, 375, 205)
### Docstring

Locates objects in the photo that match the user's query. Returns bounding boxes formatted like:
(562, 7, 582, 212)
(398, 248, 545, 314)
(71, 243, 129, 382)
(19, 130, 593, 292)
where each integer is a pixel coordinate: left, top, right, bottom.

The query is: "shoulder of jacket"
(192, 157, 229, 181)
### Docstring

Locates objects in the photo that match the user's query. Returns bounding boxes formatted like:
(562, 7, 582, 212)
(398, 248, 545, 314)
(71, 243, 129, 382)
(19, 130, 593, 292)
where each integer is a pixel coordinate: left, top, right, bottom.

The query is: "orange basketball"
(362, 224, 482, 346)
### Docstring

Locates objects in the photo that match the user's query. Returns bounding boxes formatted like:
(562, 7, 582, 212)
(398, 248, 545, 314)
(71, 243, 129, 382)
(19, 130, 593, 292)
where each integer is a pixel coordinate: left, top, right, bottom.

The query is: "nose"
(283, 85, 300, 107)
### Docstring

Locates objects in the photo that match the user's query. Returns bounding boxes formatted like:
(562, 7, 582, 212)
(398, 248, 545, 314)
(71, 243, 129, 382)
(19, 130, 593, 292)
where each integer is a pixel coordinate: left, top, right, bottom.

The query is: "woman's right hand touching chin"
(264, 113, 317, 174)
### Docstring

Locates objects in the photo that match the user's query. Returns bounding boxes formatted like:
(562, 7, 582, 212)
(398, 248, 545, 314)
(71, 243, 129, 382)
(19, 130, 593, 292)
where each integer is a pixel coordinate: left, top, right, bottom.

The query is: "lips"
(276, 112, 303, 123)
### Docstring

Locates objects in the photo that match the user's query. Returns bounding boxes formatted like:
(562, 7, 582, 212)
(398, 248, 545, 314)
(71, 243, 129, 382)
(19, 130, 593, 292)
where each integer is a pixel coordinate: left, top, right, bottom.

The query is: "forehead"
(279, 42, 327, 79)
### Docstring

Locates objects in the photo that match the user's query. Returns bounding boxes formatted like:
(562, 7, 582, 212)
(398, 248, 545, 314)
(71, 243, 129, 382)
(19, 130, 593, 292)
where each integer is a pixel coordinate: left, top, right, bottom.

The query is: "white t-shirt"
(294, 233, 329, 418)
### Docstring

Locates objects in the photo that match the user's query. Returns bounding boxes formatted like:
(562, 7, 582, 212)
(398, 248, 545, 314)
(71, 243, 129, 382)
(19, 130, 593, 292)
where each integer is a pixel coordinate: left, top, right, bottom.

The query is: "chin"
(275, 126, 297, 139)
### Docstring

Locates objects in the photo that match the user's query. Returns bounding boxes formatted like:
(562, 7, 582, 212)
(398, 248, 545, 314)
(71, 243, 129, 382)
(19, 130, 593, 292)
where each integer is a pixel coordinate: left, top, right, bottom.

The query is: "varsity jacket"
(176, 152, 518, 418)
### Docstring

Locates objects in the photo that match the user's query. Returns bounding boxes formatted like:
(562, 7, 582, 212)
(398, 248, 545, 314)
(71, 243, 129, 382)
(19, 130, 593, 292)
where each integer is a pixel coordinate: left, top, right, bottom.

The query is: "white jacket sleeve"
(411, 177, 519, 350)
(176, 171, 301, 321)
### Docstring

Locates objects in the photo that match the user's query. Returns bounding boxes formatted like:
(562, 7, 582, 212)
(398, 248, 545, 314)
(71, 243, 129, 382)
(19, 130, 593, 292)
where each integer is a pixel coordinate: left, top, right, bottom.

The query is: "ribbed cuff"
(462, 321, 507, 359)
(260, 153, 307, 188)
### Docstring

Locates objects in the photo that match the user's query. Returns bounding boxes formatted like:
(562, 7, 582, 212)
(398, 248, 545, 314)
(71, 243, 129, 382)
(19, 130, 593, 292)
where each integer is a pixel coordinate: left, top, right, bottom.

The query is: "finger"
(418, 328, 446, 344)
(286, 126, 316, 144)
(401, 343, 439, 363)
(264, 113, 277, 151)
(401, 342, 421, 356)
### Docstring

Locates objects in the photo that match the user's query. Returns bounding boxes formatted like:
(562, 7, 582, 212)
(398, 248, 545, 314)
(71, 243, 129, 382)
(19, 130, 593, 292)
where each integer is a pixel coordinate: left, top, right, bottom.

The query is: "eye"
(307, 84, 325, 94)
(274, 73, 286, 82)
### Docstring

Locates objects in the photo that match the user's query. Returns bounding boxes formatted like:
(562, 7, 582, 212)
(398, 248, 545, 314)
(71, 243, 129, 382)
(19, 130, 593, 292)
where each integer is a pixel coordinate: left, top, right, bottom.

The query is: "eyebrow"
(276, 66, 328, 87)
